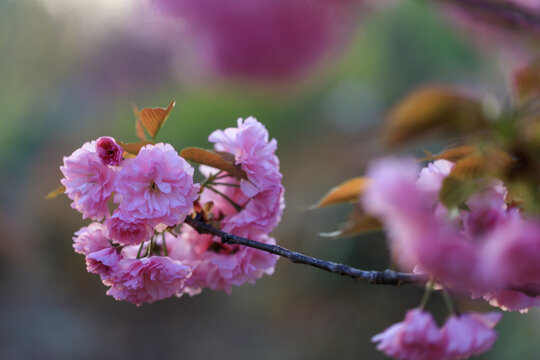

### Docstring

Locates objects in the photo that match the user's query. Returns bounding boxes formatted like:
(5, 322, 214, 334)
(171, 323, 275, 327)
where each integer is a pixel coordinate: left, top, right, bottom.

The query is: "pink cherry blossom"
(86, 247, 122, 278)
(72, 223, 121, 278)
(96, 136, 123, 166)
(208, 117, 285, 235)
(372, 309, 447, 360)
(60, 140, 116, 220)
(73, 222, 109, 256)
(106, 210, 154, 246)
(115, 143, 199, 227)
(167, 228, 278, 294)
(443, 312, 502, 359)
(106, 256, 192, 306)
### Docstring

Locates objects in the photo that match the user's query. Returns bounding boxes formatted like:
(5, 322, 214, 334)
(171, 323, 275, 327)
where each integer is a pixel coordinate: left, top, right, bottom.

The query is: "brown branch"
(184, 216, 427, 286)
(436, 0, 540, 36)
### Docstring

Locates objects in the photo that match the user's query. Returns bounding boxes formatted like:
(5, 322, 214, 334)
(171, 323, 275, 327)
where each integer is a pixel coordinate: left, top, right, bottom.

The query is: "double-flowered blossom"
(106, 256, 192, 306)
(167, 227, 278, 294)
(106, 210, 154, 246)
(64, 137, 201, 305)
(166, 117, 284, 294)
(115, 143, 200, 227)
(364, 157, 540, 312)
(61, 140, 117, 220)
(73, 222, 121, 278)
(372, 309, 502, 360)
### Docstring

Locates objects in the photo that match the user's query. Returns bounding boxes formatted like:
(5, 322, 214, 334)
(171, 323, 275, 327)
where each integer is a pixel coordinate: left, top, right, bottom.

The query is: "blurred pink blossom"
(61, 140, 117, 221)
(373, 309, 501, 360)
(443, 312, 502, 359)
(363, 157, 540, 310)
(153, 0, 361, 80)
(115, 143, 199, 227)
(372, 309, 448, 360)
(483, 290, 540, 313)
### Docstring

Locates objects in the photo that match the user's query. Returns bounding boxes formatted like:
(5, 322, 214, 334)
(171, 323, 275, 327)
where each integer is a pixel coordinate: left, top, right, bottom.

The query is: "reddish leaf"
(180, 147, 247, 179)
(118, 141, 154, 155)
(131, 104, 147, 142)
(514, 58, 540, 100)
(385, 86, 486, 145)
(139, 100, 175, 140)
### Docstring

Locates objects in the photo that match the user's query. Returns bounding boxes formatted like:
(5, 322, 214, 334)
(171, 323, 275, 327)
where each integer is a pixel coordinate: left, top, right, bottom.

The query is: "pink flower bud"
(96, 136, 123, 166)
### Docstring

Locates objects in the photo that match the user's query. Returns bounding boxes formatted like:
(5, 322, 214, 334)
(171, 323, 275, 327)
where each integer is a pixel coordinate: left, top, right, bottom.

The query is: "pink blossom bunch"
(364, 157, 540, 313)
(62, 137, 202, 304)
(62, 119, 284, 303)
(372, 308, 502, 360)
(164, 117, 284, 294)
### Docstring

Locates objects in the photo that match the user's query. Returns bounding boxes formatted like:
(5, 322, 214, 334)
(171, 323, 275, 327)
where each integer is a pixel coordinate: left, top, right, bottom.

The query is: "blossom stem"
(205, 185, 243, 212)
(162, 235, 168, 256)
(147, 237, 155, 257)
(211, 182, 240, 188)
(184, 216, 428, 286)
(442, 288, 456, 315)
(136, 242, 145, 259)
(419, 281, 435, 310)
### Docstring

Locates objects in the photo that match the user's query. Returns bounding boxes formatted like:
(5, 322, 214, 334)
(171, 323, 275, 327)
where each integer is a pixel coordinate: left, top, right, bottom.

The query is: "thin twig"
(436, 0, 540, 36)
(184, 216, 427, 286)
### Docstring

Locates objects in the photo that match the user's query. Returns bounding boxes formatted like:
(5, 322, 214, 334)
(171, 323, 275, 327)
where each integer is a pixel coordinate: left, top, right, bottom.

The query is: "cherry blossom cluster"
(60, 118, 283, 305)
(362, 157, 540, 358)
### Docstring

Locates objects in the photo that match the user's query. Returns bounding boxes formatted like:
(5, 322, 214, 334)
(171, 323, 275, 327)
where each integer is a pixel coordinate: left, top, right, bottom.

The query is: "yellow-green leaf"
(180, 147, 247, 179)
(422, 145, 478, 163)
(385, 86, 486, 145)
(45, 185, 65, 200)
(118, 141, 154, 155)
(312, 177, 370, 208)
(439, 176, 478, 209)
(139, 100, 175, 140)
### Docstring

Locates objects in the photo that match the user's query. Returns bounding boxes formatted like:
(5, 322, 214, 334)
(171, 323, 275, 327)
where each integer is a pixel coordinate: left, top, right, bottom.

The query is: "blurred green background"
(1, 0, 538, 359)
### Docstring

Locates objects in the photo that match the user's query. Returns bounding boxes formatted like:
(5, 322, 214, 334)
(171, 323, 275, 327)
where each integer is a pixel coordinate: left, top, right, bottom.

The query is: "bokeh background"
(1, 0, 539, 359)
